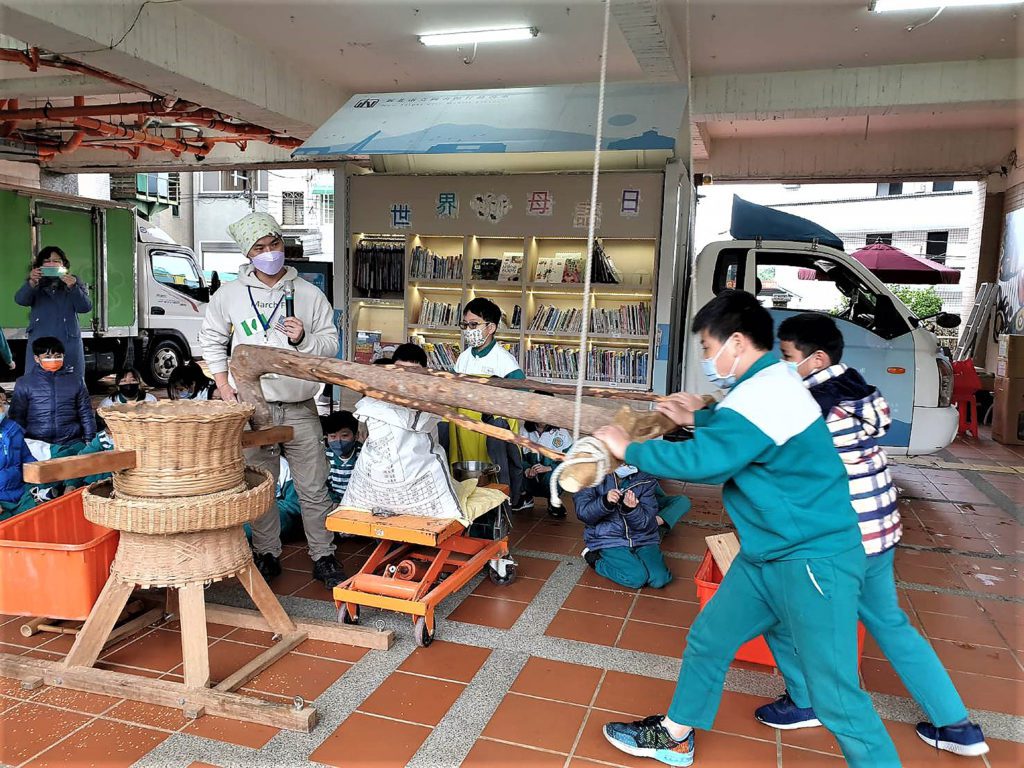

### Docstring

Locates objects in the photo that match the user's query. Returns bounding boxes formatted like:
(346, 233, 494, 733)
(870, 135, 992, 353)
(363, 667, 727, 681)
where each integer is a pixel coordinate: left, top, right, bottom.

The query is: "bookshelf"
(348, 232, 658, 387)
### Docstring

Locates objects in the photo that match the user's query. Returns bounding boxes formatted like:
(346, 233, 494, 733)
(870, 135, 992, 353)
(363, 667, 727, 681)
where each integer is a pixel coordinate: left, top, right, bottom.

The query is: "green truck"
(0, 183, 210, 386)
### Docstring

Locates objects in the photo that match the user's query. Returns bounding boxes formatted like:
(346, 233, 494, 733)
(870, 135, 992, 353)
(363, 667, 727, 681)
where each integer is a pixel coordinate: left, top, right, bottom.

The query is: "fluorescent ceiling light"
(871, 0, 1021, 11)
(418, 27, 538, 46)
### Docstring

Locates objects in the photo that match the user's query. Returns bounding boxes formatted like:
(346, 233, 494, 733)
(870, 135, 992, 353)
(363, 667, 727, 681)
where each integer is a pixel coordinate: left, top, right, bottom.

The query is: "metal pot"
(451, 461, 500, 487)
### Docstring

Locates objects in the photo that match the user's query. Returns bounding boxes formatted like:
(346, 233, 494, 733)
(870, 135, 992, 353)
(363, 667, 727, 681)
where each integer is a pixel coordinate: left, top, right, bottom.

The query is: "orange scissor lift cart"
(326, 483, 516, 647)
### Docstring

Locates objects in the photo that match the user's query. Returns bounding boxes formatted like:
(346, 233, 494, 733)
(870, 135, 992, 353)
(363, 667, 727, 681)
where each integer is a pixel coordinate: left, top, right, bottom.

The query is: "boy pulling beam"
(593, 290, 900, 768)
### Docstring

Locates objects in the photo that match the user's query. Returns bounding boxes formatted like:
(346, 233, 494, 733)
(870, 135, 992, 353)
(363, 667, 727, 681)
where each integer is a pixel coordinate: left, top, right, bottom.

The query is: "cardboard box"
(996, 335, 1024, 379)
(992, 376, 1024, 445)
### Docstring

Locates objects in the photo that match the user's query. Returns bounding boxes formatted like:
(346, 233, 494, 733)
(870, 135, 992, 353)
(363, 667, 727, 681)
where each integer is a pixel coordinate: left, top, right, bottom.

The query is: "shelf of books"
(348, 232, 657, 388)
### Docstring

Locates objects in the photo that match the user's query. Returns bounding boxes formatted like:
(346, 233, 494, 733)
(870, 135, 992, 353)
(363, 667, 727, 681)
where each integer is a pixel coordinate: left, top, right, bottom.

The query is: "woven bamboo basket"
(110, 527, 253, 588)
(99, 400, 255, 497)
(82, 468, 273, 535)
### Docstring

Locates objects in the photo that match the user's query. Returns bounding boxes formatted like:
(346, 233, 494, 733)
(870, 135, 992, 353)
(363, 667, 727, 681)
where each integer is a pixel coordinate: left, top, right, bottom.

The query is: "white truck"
(0, 184, 208, 386)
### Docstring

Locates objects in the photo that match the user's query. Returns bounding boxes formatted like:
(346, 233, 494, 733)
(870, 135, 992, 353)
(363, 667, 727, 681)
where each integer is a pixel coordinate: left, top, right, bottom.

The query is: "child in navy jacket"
(574, 465, 673, 589)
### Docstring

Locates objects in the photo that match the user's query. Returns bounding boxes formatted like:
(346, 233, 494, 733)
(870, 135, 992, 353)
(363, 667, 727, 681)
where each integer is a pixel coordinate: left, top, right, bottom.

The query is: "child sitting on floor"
(343, 344, 462, 519)
(521, 395, 573, 519)
(322, 410, 361, 504)
(574, 464, 673, 589)
(752, 312, 988, 756)
(98, 367, 157, 408)
(0, 387, 35, 519)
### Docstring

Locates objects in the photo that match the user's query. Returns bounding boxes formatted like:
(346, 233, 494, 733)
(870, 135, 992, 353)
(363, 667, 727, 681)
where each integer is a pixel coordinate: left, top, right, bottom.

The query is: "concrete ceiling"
(0, 0, 1021, 179)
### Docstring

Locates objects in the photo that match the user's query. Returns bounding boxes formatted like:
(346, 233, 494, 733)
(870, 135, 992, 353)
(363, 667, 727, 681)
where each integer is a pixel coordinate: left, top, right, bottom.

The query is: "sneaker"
(754, 693, 821, 730)
(547, 505, 567, 520)
(582, 547, 601, 569)
(916, 722, 989, 757)
(509, 497, 535, 513)
(603, 715, 695, 766)
(254, 552, 282, 584)
(312, 555, 345, 589)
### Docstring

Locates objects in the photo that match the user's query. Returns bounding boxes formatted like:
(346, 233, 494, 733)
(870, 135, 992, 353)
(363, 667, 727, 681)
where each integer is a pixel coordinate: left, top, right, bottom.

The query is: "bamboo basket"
(110, 527, 253, 588)
(99, 400, 254, 497)
(83, 468, 273, 535)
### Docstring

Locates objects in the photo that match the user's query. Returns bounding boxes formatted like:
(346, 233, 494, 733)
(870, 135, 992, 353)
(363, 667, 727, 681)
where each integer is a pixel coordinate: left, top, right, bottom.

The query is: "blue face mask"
(330, 439, 356, 457)
(701, 339, 740, 390)
(786, 354, 814, 377)
(613, 465, 638, 478)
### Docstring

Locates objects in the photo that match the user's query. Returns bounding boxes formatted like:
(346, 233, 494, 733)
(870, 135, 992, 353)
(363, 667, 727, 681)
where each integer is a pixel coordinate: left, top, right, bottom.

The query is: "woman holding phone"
(15, 246, 92, 378)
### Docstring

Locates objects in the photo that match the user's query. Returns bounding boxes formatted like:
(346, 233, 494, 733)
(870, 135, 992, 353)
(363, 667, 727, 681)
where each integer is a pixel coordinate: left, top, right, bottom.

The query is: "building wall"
(0, 160, 39, 188)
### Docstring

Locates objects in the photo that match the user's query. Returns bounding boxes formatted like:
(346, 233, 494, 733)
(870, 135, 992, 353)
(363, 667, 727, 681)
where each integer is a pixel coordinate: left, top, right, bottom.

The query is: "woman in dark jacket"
(14, 246, 92, 378)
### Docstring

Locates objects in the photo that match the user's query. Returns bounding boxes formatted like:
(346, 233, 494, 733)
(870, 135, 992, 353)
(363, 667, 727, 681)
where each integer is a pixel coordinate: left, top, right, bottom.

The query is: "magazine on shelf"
(535, 256, 566, 284)
(498, 253, 524, 282)
(471, 258, 502, 281)
(354, 331, 382, 364)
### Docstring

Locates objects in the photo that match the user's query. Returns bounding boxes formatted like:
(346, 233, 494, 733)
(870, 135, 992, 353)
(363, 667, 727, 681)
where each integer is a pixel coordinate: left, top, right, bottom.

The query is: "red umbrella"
(798, 243, 960, 284)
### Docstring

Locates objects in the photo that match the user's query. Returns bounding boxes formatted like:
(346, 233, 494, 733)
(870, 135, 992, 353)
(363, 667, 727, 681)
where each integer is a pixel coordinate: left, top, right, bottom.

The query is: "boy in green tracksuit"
(594, 290, 899, 768)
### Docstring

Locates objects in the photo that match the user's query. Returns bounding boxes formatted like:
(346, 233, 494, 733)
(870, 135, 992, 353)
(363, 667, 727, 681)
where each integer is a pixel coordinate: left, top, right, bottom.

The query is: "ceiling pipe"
(71, 117, 211, 156)
(0, 99, 183, 121)
(1, 98, 18, 138)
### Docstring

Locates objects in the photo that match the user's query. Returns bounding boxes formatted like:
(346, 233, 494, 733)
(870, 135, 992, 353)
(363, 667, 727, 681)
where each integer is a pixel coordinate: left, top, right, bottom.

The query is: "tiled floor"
(1, 431, 1021, 767)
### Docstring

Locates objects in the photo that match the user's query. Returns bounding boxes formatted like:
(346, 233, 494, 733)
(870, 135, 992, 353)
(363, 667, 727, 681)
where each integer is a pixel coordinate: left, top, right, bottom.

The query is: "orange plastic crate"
(694, 549, 865, 668)
(0, 489, 119, 621)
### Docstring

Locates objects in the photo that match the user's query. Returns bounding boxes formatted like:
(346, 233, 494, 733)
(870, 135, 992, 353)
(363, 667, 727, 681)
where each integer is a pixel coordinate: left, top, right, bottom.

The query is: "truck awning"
(292, 82, 687, 159)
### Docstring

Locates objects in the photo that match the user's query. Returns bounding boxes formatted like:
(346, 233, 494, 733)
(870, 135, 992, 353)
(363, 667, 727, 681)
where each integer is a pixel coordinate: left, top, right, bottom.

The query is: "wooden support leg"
(178, 584, 211, 690)
(236, 563, 296, 635)
(64, 577, 134, 668)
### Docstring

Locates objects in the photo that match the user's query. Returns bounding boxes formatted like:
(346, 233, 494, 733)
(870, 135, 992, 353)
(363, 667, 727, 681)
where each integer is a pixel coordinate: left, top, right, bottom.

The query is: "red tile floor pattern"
(0, 432, 1021, 767)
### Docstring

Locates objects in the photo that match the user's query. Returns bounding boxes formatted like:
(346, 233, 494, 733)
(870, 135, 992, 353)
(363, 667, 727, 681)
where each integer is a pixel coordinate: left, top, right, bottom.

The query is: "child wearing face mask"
(0, 387, 35, 519)
(10, 337, 96, 451)
(321, 410, 361, 504)
(593, 291, 900, 768)
(573, 464, 675, 589)
(99, 368, 157, 409)
(756, 312, 987, 756)
(167, 361, 216, 401)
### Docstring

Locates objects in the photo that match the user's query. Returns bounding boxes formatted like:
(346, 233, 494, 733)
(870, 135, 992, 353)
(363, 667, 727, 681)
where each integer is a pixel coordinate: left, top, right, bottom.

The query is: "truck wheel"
(144, 339, 185, 387)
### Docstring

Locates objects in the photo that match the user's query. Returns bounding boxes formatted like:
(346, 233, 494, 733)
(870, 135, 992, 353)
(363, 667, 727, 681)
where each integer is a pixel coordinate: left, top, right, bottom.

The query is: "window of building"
(282, 191, 304, 225)
(932, 181, 955, 193)
(925, 231, 949, 263)
(316, 193, 335, 224)
(875, 182, 903, 197)
(865, 233, 893, 246)
(199, 170, 268, 193)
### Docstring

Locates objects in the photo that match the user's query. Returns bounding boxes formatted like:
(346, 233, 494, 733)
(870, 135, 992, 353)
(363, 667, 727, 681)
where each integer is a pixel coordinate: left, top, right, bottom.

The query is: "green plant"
(891, 286, 943, 318)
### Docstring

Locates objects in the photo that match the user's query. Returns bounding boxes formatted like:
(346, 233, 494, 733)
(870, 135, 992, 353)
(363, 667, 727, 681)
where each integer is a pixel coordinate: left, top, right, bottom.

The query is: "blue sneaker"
(603, 715, 695, 766)
(754, 693, 822, 730)
(916, 721, 989, 757)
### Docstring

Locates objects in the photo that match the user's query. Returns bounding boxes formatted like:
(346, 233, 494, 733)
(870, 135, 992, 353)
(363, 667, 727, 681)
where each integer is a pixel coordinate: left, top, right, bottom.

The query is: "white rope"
(572, 0, 611, 444)
(549, 436, 611, 507)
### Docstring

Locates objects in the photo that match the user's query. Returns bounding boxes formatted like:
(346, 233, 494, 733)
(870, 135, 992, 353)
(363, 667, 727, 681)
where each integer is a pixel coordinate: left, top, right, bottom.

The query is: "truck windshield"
(152, 251, 206, 303)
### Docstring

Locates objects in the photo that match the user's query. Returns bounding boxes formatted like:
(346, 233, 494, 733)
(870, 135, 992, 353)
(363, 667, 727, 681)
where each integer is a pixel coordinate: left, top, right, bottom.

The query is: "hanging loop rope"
(549, 436, 612, 507)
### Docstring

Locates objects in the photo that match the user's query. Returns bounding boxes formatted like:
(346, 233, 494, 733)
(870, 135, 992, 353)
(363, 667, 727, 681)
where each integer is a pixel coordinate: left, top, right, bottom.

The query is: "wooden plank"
(214, 631, 306, 693)
(178, 584, 210, 690)
(204, 605, 394, 650)
(104, 607, 164, 648)
(23, 449, 136, 484)
(241, 426, 294, 449)
(705, 533, 741, 576)
(0, 653, 318, 731)
(63, 577, 134, 668)
(325, 507, 461, 547)
(235, 563, 296, 635)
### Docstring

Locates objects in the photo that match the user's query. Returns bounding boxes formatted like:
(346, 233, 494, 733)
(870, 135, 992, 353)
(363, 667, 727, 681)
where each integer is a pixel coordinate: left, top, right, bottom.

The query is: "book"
(472, 258, 502, 281)
(409, 246, 463, 280)
(562, 257, 583, 283)
(354, 330, 382, 364)
(498, 253, 524, 282)
(535, 257, 566, 284)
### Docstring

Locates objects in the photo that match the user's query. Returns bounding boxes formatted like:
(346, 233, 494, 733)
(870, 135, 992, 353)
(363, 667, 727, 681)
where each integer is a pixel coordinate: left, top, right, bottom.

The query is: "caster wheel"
(487, 562, 517, 586)
(337, 604, 359, 625)
(413, 617, 434, 647)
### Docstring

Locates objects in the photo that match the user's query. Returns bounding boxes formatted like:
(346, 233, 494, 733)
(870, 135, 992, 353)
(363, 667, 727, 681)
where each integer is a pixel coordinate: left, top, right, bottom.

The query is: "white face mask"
(462, 326, 487, 348)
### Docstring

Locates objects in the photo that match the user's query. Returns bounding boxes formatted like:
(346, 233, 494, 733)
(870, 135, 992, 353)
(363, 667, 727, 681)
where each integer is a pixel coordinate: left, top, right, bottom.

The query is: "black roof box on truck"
(729, 196, 844, 251)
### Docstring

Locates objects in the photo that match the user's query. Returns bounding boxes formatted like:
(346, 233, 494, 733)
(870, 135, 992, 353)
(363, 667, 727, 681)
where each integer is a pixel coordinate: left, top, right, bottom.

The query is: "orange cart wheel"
(414, 616, 434, 648)
(337, 603, 359, 625)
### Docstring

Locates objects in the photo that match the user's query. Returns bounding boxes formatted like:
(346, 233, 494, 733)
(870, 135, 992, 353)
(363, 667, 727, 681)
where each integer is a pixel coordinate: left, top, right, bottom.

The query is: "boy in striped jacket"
(321, 411, 361, 504)
(758, 312, 987, 758)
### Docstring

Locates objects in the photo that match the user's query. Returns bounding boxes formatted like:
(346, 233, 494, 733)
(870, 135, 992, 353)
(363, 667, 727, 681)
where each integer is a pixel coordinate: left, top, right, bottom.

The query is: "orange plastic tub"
(694, 550, 865, 669)
(0, 489, 119, 621)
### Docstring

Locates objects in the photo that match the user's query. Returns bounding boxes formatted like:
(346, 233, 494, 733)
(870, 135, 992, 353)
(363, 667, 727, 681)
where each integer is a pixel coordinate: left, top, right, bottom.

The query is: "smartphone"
(41, 266, 68, 278)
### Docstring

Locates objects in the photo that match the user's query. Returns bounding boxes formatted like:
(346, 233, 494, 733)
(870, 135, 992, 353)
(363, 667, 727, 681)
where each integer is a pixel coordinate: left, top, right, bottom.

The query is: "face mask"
(39, 358, 64, 372)
(329, 439, 356, 457)
(0, 406, 7, 422)
(701, 339, 740, 390)
(173, 388, 195, 400)
(786, 355, 813, 377)
(119, 384, 140, 400)
(250, 250, 285, 275)
(614, 465, 638, 478)
(462, 326, 487, 348)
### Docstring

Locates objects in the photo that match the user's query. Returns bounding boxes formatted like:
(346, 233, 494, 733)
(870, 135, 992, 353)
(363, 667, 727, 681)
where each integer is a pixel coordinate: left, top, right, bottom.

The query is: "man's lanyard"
(247, 287, 285, 340)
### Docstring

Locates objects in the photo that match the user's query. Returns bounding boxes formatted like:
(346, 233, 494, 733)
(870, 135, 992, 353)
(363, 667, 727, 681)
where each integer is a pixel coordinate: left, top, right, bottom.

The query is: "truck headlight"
(936, 357, 954, 408)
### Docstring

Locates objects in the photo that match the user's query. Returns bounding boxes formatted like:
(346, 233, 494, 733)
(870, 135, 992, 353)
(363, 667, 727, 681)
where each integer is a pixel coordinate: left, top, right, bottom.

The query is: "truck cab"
(135, 222, 209, 386)
(682, 238, 958, 455)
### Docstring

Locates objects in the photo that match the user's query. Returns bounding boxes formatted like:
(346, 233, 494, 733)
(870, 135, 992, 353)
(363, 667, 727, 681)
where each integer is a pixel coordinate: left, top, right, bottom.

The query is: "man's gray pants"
(245, 399, 335, 560)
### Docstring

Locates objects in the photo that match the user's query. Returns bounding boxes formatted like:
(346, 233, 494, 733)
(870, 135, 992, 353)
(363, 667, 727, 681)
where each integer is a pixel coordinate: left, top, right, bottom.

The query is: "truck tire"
(144, 338, 185, 387)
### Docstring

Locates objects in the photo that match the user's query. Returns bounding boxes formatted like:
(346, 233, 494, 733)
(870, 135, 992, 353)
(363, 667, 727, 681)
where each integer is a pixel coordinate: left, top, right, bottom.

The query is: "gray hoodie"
(199, 265, 338, 403)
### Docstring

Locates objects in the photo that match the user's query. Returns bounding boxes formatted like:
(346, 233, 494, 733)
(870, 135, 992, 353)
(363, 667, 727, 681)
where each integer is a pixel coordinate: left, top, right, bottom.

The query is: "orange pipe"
(73, 117, 211, 156)
(349, 573, 420, 600)
(1, 98, 17, 138)
(0, 100, 171, 121)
